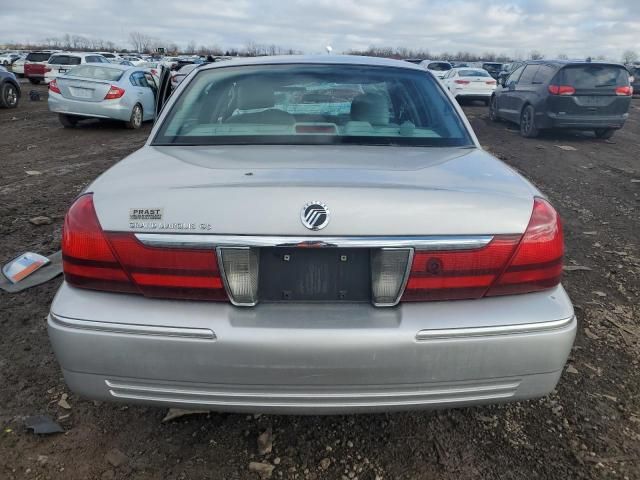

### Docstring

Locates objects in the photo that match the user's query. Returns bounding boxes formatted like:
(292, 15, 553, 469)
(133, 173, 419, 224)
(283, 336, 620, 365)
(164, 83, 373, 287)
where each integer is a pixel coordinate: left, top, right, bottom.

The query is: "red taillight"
(486, 80, 496, 85)
(615, 85, 632, 96)
(45, 66, 51, 73)
(486, 197, 563, 296)
(402, 198, 563, 302)
(62, 194, 227, 301)
(49, 79, 61, 94)
(104, 85, 125, 100)
(548, 84, 575, 96)
(454, 80, 470, 85)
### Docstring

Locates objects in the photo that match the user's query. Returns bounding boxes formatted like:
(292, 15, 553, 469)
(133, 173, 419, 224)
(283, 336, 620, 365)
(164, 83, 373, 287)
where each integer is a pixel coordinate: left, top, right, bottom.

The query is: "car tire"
(0, 82, 19, 109)
(125, 104, 143, 129)
(519, 105, 539, 138)
(594, 128, 615, 140)
(28, 78, 41, 85)
(489, 96, 500, 122)
(58, 113, 79, 128)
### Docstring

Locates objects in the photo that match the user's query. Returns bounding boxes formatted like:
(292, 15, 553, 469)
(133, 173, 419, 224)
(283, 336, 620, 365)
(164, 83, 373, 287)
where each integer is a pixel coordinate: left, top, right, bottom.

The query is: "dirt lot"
(1, 83, 638, 480)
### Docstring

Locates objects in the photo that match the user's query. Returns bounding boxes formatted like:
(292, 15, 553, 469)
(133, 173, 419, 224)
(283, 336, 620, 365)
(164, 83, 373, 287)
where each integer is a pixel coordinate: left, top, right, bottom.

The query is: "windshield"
(65, 65, 124, 81)
(427, 62, 452, 71)
(559, 65, 629, 89)
(458, 69, 491, 77)
(154, 64, 473, 147)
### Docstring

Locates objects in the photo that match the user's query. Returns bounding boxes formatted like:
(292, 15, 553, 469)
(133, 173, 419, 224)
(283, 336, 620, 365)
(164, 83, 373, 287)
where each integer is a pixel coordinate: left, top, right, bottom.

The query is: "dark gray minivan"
(489, 60, 632, 138)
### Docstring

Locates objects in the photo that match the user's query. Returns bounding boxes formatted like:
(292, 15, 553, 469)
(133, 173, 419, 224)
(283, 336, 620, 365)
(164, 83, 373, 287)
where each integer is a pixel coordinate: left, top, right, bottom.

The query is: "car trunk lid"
(90, 145, 537, 236)
(56, 77, 115, 102)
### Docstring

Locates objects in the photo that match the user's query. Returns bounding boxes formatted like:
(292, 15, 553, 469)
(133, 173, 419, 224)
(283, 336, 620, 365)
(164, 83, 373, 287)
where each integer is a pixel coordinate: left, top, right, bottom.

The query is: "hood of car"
(90, 145, 539, 236)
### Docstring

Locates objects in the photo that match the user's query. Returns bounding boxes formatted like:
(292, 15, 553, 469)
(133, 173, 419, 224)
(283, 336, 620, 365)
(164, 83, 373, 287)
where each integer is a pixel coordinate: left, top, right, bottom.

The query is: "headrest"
(350, 93, 390, 126)
(237, 83, 275, 110)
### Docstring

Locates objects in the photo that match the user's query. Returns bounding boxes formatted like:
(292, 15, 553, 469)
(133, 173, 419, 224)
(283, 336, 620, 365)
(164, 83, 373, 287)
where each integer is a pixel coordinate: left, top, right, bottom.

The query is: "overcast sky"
(1, 0, 638, 59)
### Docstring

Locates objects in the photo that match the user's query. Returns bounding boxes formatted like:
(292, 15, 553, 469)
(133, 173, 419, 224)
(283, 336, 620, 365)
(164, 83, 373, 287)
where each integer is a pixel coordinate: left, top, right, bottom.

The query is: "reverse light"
(371, 248, 412, 305)
(217, 248, 260, 305)
(49, 79, 61, 94)
(548, 84, 575, 96)
(104, 85, 125, 100)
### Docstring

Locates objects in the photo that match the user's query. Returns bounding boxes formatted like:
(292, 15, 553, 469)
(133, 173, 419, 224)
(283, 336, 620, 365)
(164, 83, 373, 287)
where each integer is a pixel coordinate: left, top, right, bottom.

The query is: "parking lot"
(0, 82, 638, 480)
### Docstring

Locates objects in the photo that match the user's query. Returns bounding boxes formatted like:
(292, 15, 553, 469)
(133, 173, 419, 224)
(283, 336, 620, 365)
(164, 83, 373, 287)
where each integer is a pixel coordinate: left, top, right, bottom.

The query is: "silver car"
(48, 64, 156, 129)
(48, 56, 575, 414)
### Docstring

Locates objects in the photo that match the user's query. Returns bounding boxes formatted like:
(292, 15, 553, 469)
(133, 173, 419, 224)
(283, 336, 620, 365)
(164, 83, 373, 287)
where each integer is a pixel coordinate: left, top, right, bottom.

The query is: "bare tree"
(529, 50, 544, 60)
(557, 53, 568, 60)
(185, 40, 197, 54)
(621, 50, 638, 64)
(129, 31, 152, 53)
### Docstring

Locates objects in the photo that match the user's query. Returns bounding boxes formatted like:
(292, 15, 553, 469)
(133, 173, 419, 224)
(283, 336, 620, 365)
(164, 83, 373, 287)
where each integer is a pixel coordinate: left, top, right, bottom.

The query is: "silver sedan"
(48, 64, 156, 129)
(48, 56, 575, 414)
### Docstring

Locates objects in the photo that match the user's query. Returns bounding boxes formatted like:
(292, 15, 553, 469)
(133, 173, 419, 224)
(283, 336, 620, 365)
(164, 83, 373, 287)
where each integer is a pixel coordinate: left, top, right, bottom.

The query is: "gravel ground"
(0, 84, 638, 480)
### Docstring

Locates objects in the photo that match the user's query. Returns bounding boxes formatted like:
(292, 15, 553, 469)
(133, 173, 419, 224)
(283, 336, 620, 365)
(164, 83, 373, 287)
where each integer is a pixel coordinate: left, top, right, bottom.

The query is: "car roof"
(197, 55, 426, 72)
(523, 59, 626, 68)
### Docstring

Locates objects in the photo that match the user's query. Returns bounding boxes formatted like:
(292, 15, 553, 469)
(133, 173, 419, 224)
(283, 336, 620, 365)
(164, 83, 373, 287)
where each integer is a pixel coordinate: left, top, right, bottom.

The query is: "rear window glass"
(482, 63, 503, 72)
(458, 69, 490, 77)
(154, 64, 473, 147)
(26, 52, 51, 62)
(559, 65, 629, 89)
(427, 62, 452, 71)
(49, 55, 81, 66)
(65, 65, 123, 81)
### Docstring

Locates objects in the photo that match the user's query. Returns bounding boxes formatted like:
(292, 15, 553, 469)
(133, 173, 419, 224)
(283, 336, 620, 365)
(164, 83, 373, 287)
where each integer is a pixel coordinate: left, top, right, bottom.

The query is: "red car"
(24, 51, 53, 84)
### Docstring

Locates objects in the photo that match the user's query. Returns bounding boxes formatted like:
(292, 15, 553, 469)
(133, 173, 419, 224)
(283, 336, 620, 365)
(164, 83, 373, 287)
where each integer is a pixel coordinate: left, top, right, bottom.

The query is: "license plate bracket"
(258, 248, 371, 302)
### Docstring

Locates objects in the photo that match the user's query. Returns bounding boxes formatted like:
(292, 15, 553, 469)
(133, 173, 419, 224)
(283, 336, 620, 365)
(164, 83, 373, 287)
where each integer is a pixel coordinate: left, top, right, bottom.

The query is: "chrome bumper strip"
(415, 316, 575, 340)
(135, 233, 494, 251)
(49, 314, 216, 340)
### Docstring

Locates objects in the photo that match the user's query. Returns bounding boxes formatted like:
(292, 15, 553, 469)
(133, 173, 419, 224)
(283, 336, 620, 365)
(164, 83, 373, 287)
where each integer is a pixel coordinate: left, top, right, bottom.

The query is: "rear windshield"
(427, 62, 452, 71)
(458, 69, 490, 77)
(482, 63, 503, 72)
(26, 52, 51, 62)
(558, 65, 629, 89)
(65, 65, 124, 81)
(154, 64, 473, 147)
(49, 55, 81, 66)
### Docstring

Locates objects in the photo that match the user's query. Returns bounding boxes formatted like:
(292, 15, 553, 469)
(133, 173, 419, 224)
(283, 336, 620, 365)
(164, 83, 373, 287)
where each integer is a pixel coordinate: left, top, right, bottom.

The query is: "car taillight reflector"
(49, 79, 61, 94)
(104, 85, 125, 99)
(62, 194, 227, 301)
(454, 80, 470, 84)
(615, 85, 632, 96)
(402, 198, 563, 302)
(548, 84, 575, 96)
(486, 197, 563, 296)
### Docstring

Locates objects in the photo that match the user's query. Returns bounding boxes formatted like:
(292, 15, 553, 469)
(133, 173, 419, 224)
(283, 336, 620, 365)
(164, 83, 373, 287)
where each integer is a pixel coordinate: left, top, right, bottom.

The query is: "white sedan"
(442, 67, 497, 105)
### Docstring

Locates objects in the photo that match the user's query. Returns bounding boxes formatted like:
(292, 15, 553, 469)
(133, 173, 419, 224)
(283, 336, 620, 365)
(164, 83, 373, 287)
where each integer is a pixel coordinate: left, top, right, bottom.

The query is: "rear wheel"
(58, 113, 79, 128)
(125, 104, 143, 129)
(519, 105, 539, 138)
(594, 128, 615, 140)
(0, 82, 19, 108)
(489, 96, 500, 122)
(28, 78, 41, 85)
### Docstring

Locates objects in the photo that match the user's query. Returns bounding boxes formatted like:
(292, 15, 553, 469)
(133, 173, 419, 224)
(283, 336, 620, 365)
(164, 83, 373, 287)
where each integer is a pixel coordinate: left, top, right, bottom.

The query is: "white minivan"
(44, 53, 109, 83)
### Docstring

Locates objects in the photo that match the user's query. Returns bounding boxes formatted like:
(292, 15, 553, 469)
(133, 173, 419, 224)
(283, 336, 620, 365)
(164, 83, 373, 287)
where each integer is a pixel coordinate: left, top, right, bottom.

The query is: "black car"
(481, 62, 504, 79)
(489, 60, 632, 138)
(0, 66, 21, 109)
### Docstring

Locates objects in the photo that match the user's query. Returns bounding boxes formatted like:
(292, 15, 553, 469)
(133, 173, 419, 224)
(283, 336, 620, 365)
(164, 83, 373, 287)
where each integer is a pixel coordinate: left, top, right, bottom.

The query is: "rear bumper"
(48, 93, 132, 121)
(540, 112, 628, 130)
(48, 283, 576, 414)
